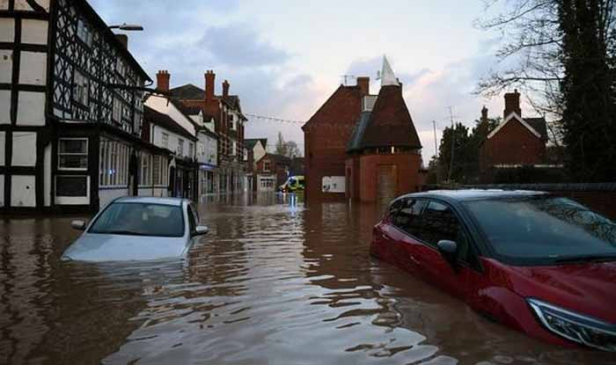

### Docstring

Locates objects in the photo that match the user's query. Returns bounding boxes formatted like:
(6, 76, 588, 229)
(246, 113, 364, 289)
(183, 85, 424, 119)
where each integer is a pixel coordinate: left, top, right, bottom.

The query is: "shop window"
(58, 138, 88, 170)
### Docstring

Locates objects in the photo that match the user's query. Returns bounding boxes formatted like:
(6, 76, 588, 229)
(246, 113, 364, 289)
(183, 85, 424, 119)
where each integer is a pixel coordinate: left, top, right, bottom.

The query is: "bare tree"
(476, 0, 564, 143)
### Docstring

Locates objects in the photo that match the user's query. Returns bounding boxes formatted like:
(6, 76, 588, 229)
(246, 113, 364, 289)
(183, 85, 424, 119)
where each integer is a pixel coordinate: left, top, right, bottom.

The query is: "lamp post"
(108, 23, 144, 31)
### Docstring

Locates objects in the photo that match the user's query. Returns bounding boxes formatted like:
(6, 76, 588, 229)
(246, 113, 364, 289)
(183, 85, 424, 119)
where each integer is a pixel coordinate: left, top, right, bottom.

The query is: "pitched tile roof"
(353, 85, 422, 150)
(524, 117, 548, 141)
(169, 84, 205, 100)
(245, 138, 268, 150)
(144, 106, 196, 141)
(176, 104, 203, 116)
(347, 111, 372, 152)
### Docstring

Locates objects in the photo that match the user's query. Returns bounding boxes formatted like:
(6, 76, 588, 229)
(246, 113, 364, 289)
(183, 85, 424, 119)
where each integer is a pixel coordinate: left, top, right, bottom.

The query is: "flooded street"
(1, 194, 615, 365)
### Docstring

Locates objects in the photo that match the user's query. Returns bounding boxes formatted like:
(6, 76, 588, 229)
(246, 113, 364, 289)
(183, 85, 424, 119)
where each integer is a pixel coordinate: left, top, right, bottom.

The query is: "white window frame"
(263, 160, 271, 173)
(58, 138, 88, 171)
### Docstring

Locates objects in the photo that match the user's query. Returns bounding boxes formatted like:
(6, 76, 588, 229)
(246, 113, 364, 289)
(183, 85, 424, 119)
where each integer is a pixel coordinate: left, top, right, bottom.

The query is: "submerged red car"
(371, 190, 616, 351)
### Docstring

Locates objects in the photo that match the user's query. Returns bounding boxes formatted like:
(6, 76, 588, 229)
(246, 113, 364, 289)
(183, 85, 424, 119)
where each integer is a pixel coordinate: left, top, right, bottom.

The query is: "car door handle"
(409, 254, 421, 265)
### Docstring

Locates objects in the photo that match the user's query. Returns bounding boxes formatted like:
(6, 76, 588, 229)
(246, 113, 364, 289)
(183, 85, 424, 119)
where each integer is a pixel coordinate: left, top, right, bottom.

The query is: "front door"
(410, 200, 472, 299)
(377, 165, 396, 204)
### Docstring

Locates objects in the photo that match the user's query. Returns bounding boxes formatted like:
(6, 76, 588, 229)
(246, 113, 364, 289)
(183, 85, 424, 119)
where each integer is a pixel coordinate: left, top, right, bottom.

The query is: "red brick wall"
(256, 156, 288, 187)
(303, 86, 363, 201)
(481, 117, 546, 169)
(347, 152, 423, 202)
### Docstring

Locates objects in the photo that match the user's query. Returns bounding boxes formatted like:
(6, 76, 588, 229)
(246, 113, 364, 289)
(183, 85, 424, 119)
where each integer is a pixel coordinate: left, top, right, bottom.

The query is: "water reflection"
(1, 197, 615, 364)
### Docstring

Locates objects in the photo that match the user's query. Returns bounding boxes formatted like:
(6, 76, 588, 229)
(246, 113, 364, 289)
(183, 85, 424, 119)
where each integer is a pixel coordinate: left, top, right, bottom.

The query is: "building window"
(116, 59, 126, 77)
(178, 138, 184, 156)
(188, 142, 194, 159)
(76, 19, 92, 46)
(59, 138, 88, 170)
(152, 155, 160, 185)
(263, 160, 271, 173)
(112, 98, 122, 123)
(73, 70, 89, 106)
(140, 153, 150, 186)
(161, 132, 169, 148)
(99, 140, 130, 187)
(56, 176, 88, 197)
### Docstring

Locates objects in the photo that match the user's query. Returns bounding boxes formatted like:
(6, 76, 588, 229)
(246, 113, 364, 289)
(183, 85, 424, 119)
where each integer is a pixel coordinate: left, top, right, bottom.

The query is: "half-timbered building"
(0, 0, 163, 213)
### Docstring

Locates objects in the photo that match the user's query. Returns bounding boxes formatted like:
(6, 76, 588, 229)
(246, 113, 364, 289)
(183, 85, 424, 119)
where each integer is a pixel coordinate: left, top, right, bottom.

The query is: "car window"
(416, 201, 471, 263)
(188, 204, 199, 233)
(393, 199, 427, 238)
(465, 197, 616, 264)
(89, 203, 185, 237)
(416, 201, 460, 246)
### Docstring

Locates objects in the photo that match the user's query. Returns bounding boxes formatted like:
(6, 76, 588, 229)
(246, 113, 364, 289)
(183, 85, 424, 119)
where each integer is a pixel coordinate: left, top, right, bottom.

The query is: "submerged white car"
(62, 197, 208, 262)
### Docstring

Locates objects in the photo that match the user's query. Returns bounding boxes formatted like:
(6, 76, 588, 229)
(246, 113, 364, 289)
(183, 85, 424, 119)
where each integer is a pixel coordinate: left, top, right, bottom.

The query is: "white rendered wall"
(14, 0, 51, 11)
(21, 19, 48, 45)
(145, 95, 196, 136)
(17, 91, 45, 125)
(0, 18, 15, 42)
(253, 142, 266, 167)
(152, 125, 194, 160)
(12, 132, 36, 166)
(0, 90, 10, 124)
(0, 132, 4, 165)
(0, 175, 3, 207)
(11, 175, 36, 207)
(19, 52, 46, 85)
(0, 50, 13, 84)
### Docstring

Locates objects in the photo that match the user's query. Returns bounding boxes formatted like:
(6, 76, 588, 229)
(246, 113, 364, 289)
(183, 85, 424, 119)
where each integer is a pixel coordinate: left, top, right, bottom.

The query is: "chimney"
(357, 77, 370, 96)
(222, 80, 230, 98)
(481, 106, 488, 124)
(205, 70, 215, 101)
(504, 89, 521, 119)
(115, 34, 128, 48)
(156, 70, 170, 92)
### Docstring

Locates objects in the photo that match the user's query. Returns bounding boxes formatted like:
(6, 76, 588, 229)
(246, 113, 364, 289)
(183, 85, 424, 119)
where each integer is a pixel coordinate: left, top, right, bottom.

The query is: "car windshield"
(464, 196, 616, 265)
(89, 203, 184, 237)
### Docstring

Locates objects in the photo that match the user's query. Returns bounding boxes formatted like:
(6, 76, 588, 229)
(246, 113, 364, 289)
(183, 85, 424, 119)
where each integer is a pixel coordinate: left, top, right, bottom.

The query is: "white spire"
(381, 55, 400, 87)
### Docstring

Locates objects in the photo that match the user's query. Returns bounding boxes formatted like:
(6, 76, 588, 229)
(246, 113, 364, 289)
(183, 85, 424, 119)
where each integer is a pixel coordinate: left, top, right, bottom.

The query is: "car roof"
(113, 196, 188, 207)
(398, 189, 548, 203)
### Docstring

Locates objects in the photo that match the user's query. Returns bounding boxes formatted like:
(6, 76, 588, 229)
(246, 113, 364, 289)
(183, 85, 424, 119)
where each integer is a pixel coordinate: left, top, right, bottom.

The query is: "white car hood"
(62, 233, 189, 262)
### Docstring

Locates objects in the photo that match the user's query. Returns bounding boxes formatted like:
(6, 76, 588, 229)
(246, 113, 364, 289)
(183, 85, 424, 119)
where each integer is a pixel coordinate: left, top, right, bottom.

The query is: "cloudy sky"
(91, 0, 515, 161)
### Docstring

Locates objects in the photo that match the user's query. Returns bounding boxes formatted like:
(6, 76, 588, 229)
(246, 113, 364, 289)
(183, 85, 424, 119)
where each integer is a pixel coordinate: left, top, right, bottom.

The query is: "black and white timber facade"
(0, 0, 169, 213)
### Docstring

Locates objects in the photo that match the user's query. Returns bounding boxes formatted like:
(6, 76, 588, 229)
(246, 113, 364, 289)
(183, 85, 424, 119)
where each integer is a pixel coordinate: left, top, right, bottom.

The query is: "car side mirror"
(193, 226, 209, 236)
(437, 240, 459, 271)
(71, 220, 87, 231)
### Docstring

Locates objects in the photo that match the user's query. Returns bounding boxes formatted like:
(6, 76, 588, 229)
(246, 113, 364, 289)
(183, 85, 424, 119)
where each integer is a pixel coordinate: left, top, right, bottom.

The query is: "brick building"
(303, 57, 424, 202)
(255, 153, 291, 192)
(480, 90, 549, 178)
(155, 70, 248, 195)
(302, 76, 369, 200)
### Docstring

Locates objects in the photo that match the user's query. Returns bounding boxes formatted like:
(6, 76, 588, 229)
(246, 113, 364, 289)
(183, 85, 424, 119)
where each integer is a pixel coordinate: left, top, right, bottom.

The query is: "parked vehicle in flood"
(62, 197, 208, 262)
(371, 190, 616, 351)
(279, 175, 305, 193)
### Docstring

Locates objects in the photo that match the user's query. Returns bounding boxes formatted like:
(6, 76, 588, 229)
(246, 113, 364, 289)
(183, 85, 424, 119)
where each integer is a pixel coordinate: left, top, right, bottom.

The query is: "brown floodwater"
(1, 193, 615, 365)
